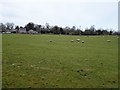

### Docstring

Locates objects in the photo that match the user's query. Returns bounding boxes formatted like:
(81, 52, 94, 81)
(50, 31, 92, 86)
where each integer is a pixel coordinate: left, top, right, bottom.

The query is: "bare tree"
(5, 22, 14, 30)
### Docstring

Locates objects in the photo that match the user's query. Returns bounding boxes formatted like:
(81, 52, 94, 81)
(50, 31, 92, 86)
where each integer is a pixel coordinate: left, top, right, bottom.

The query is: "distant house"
(28, 29, 38, 34)
(4, 29, 11, 34)
(11, 29, 17, 33)
(5, 31, 11, 34)
(19, 28, 26, 34)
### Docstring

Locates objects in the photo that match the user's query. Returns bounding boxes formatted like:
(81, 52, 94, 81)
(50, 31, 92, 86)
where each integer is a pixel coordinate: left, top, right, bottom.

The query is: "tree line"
(0, 22, 119, 35)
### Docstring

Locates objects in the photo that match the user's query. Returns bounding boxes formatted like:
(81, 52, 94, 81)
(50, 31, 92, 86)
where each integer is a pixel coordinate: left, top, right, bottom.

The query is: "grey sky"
(0, 0, 118, 31)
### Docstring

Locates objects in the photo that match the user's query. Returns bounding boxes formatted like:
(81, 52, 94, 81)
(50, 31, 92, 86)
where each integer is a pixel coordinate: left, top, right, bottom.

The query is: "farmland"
(2, 34, 118, 88)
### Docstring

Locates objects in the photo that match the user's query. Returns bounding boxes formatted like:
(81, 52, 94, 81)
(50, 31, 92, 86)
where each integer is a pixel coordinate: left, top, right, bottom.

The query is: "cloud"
(0, 0, 118, 30)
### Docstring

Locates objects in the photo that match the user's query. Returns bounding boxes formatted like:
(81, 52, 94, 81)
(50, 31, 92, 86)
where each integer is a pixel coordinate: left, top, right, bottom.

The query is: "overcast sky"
(0, 0, 119, 31)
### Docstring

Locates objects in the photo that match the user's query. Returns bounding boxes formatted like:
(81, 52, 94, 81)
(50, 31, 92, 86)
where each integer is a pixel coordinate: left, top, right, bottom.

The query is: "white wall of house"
(19, 28, 26, 33)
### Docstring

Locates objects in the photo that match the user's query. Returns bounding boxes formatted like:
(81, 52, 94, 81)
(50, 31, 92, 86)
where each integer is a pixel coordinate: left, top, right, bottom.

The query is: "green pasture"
(2, 34, 118, 88)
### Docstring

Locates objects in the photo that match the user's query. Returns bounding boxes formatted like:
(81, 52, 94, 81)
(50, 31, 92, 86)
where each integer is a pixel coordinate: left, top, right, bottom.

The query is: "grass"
(2, 34, 118, 88)
(0, 34, 2, 89)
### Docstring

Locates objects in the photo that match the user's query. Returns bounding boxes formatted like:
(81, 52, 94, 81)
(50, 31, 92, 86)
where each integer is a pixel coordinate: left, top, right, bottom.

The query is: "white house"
(28, 29, 38, 34)
(11, 29, 17, 33)
(19, 28, 26, 34)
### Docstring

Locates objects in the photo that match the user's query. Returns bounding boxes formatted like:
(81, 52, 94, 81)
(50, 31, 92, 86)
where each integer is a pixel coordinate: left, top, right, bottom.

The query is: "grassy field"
(0, 34, 2, 89)
(2, 34, 118, 88)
